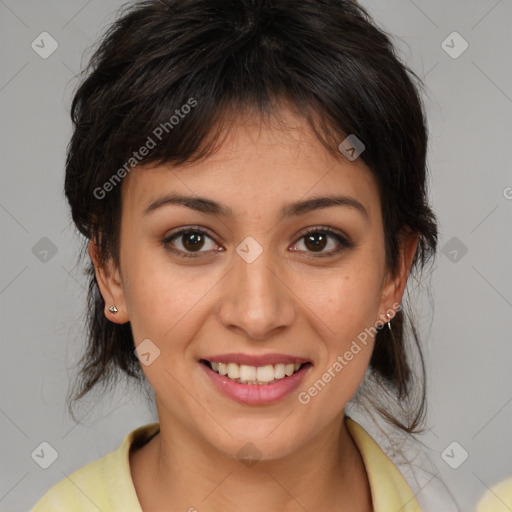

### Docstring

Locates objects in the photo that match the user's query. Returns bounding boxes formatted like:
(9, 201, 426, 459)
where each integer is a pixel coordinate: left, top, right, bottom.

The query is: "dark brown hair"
(65, 0, 438, 434)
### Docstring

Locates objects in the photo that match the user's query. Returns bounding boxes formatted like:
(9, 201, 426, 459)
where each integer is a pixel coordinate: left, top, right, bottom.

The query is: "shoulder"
(476, 476, 512, 512)
(29, 453, 115, 512)
(345, 415, 461, 512)
(345, 416, 422, 511)
(30, 423, 160, 512)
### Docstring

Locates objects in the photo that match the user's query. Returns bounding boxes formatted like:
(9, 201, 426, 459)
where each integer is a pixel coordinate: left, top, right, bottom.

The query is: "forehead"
(121, 109, 380, 221)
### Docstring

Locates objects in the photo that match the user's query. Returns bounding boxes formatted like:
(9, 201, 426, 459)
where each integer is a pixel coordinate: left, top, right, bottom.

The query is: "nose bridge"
(218, 237, 294, 339)
(237, 242, 279, 302)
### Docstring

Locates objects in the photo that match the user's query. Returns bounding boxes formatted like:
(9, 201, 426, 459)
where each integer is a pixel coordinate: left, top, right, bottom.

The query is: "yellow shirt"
(30, 416, 421, 511)
(476, 476, 512, 512)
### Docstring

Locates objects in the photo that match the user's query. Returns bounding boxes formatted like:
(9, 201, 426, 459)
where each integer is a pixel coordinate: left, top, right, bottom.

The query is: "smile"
(199, 358, 313, 405)
(202, 360, 306, 385)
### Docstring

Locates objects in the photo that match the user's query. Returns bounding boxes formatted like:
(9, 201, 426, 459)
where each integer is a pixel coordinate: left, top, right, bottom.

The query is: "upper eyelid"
(164, 225, 217, 242)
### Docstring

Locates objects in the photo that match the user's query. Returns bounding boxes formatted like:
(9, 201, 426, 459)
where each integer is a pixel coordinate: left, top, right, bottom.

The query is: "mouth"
(200, 359, 313, 386)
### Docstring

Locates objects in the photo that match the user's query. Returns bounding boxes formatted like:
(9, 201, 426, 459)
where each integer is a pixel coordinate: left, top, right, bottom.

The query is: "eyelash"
(162, 225, 354, 259)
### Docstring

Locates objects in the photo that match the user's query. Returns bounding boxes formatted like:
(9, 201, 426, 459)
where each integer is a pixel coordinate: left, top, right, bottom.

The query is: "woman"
(31, 0, 459, 510)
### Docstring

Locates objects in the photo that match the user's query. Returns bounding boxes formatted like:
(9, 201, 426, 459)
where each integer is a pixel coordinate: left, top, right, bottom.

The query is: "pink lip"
(202, 353, 311, 366)
(200, 361, 312, 405)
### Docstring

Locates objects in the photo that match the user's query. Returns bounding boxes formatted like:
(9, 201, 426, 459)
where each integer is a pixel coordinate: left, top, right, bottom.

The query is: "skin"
(90, 107, 419, 512)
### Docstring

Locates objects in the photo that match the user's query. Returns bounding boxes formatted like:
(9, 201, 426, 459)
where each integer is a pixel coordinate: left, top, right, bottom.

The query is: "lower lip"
(200, 361, 312, 405)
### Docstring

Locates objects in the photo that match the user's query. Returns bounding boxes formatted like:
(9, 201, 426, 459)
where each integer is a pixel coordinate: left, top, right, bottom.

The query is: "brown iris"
(181, 232, 206, 252)
(303, 232, 328, 252)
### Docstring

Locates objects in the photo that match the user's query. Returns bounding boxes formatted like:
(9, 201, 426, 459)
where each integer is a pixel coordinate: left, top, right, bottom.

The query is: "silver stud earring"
(109, 305, 118, 314)
(386, 312, 392, 331)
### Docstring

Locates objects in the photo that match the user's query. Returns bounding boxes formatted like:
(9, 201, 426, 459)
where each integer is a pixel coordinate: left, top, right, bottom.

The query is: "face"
(93, 108, 416, 460)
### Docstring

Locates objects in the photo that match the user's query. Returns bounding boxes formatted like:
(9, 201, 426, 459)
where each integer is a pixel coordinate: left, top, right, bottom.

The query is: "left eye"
(291, 227, 351, 256)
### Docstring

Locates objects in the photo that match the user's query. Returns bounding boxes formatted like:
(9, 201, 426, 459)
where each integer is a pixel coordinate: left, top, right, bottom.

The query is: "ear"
(88, 240, 130, 324)
(377, 230, 419, 325)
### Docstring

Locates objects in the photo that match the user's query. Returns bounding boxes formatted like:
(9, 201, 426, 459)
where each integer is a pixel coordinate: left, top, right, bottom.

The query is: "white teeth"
(207, 360, 305, 384)
(285, 363, 295, 376)
(227, 363, 239, 379)
(274, 364, 285, 379)
(239, 364, 256, 381)
(256, 365, 275, 383)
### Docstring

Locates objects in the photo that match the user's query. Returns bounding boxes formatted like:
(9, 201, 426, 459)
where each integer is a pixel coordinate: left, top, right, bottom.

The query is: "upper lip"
(201, 353, 311, 366)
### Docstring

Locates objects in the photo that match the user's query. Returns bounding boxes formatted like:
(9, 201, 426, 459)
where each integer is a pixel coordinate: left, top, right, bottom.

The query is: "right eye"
(162, 227, 222, 258)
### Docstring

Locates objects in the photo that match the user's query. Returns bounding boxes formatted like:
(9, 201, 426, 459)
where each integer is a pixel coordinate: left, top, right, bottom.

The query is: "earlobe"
(88, 241, 130, 324)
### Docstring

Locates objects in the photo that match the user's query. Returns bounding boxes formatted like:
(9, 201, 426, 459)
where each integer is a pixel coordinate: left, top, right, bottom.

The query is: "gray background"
(0, 1, 511, 511)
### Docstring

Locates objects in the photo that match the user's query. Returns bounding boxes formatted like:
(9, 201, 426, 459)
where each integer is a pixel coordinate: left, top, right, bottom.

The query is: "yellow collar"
(31, 418, 421, 511)
(345, 416, 421, 511)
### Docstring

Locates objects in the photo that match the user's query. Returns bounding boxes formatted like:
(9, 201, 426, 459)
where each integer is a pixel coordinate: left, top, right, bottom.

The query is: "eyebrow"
(143, 193, 369, 221)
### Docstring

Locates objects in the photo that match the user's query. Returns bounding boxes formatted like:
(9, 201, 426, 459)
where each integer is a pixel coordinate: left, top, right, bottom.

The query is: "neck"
(130, 412, 372, 512)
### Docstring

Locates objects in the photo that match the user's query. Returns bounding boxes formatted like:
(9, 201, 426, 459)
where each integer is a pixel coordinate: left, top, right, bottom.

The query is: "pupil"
(305, 233, 327, 252)
(183, 232, 204, 251)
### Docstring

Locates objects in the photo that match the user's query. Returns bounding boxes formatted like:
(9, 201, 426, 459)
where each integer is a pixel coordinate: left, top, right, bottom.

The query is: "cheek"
(121, 247, 213, 343)
(307, 259, 383, 335)
(296, 270, 379, 425)
(301, 260, 382, 389)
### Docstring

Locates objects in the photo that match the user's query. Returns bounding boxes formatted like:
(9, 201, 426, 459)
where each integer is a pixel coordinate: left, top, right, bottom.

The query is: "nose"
(216, 244, 296, 341)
